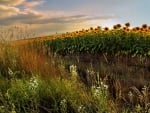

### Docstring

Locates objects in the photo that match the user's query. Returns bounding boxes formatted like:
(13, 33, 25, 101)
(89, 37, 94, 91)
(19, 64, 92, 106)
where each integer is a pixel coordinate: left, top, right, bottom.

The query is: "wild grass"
(0, 42, 110, 113)
(0, 23, 150, 113)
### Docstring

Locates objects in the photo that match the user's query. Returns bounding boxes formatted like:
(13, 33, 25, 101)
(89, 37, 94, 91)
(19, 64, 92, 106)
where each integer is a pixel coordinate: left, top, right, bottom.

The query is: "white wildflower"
(103, 84, 108, 89)
(69, 65, 77, 74)
(29, 76, 39, 91)
(8, 67, 13, 76)
(87, 69, 95, 76)
(78, 105, 86, 113)
(128, 91, 133, 97)
(142, 85, 148, 91)
(69, 65, 78, 82)
(60, 99, 67, 113)
(60, 99, 67, 105)
(100, 82, 104, 85)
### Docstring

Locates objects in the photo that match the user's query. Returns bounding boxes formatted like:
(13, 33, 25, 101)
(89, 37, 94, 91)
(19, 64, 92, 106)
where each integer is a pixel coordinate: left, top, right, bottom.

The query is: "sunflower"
(135, 27, 140, 31)
(125, 22, 130, 27)
(148, 26, 150, 31)
(90, 27, 93, 30)
(113, 25, 117, 29)
(116, 24, 121, 29)
(97, 26, 101, 29)
(142, 24, 148, 29)
(104, 27, 109, 31)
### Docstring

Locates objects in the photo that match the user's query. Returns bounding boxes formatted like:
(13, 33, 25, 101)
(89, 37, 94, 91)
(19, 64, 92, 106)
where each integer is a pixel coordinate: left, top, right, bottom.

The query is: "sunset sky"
(0, 0, 150, 38)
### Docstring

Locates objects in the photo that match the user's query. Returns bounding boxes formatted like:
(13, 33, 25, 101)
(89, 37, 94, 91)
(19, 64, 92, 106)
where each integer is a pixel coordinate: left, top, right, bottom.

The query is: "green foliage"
(0, 74, 104, 113)
(0, 29, 149, 113)
(43, 30, 150, 56)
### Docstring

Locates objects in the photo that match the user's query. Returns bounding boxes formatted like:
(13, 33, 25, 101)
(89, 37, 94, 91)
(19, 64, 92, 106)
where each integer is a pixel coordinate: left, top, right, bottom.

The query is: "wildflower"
(69, 65, 77, 73)
(100, 81, 104, 85)
(142, 85, 148, 91)
(60, 99, 67, 113)
(8, 67, 14, 76)
(128, 91, 134, 103)
(141, 85, 149, 97)
(78, 105, 86, 113)
(87, 69, 95, 76)
(69, 65, 78, 82)
(128, 91, 133, 97)
(60, 99, 67, 106)
(28, 76, 39, 91)
(103, 84, 108, 89)
(93, 87, 101, 97)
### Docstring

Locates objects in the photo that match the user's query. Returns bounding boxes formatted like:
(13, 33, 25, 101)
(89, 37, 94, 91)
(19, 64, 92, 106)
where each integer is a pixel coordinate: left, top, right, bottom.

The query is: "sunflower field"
(43, 23, 150, 56)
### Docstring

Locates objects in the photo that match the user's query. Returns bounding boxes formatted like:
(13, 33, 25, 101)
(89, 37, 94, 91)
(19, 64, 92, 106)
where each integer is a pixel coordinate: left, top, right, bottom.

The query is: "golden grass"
(18, 45, 69, 78)
(0, 42, 69, 79)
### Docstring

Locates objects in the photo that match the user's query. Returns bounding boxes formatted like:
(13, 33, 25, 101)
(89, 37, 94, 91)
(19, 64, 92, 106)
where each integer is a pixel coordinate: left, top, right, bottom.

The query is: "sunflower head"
(113, 25, 117, 29)
(123, 27, 127, 31)
(85, 29, 89, 32)
(125, 22, 130, 27)
(90, 27, 93, 30)
(97, 26, 101, 29)
(148, 26, 150, 30)
(142, 24, 148, 29)
(116, 24, 122, 29)
(135, 27, 140, 31)
(104, 27, 109, 31)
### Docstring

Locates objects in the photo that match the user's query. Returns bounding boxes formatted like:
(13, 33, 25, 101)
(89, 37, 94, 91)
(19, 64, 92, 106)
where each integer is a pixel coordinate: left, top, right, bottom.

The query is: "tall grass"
(0, 23, 150, 113)
(0, 42, 111, 113)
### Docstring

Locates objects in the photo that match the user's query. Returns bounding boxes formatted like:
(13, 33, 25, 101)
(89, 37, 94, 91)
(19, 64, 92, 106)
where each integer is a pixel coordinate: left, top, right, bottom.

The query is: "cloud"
(0, 5, 20, 18)
(0, 0, 118, 38)
(39, 14, 116, 24)
(0, 0, 25, 6)
(0, 11, 116, 26)
(22, 1, 45, 8)
(0, 4, 117, 27)
(88, 15, 116, 20)
(0, 9, 43, 25)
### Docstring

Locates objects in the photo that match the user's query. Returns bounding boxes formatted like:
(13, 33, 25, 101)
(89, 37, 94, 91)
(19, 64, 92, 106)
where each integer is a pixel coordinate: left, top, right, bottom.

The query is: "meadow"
(0, 23, 150, 113)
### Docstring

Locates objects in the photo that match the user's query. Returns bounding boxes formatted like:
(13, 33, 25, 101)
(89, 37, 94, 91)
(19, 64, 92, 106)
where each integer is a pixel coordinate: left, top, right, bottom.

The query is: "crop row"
(42, 30, 150, 56)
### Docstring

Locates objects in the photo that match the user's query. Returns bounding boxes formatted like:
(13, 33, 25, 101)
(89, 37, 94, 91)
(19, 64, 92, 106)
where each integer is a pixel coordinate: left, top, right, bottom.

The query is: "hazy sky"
(0, 0, 150, 37)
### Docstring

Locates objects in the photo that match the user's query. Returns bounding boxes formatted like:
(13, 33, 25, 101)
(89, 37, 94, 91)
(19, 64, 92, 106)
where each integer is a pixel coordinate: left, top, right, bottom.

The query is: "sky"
(0, 0, 150, 39)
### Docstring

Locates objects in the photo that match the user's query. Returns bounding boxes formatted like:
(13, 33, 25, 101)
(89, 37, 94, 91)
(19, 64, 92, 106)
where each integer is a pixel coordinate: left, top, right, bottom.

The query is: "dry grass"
(19, 45, 69, 78)
(0, 42, 69, 79)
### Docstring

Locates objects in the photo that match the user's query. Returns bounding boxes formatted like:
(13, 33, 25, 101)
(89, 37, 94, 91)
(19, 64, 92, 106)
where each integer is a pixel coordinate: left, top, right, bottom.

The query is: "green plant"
(43, 30, 150, 56)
